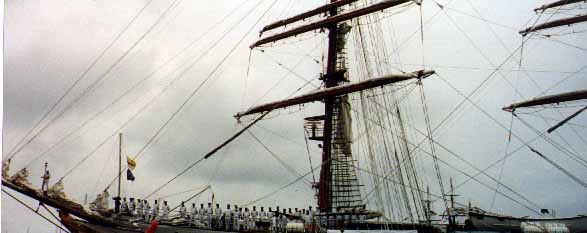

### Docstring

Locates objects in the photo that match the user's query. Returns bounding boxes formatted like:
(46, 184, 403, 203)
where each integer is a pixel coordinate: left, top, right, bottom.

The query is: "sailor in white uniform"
(161, 201, 170, 220)
(269, 207, 277, 233)
(198, 204, 206, 227)
(121, 198, 128, 215)
(214, 203, 223, 229)
(205, 202, 213, 228)
(179, 201, 187, 219)
(244, 208, 251, 231)
(225, 204, 233, 231)
(143, 200, 151, 221)
(190, 203, 198, 226)
(280, 209, 288, 232)
(128, 198, 136, 216)
(152, 200, 159, 220)
(136, 199, 143, 218)
(251, 206, 259, 230)
(235, 207, 243, 231)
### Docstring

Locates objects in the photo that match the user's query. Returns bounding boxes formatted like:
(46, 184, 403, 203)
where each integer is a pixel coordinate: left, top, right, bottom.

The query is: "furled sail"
(502, 89, 587, 111)
(236, 70, 434, 118)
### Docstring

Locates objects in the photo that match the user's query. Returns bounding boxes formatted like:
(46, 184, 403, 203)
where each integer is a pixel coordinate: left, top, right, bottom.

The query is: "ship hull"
(72, 219, 237, 233)
(466, 213, 587, 233)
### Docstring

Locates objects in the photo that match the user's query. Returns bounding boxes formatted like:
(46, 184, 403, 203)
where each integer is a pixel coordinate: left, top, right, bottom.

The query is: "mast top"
(251, 0, 418, 48)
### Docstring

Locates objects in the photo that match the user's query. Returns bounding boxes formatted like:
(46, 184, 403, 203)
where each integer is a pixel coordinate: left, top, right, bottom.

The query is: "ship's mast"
(245, 0, 425, 216)
(237, 0, 432, 219)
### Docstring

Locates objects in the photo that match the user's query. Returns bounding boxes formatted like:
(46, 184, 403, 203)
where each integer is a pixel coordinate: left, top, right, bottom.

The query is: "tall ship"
(2, 0, 586, 233)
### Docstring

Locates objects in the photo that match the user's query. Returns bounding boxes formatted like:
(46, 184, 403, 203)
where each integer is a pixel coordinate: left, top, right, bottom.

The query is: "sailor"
(235, 207, 243, 231)
(244, 208, 251, 231)
(275, 206, 281, 232)
(41, 163, 50, 194)
(232, 205, 238, 231)
(112, 196, 120, 215)
(358, 204, 367, 223)
(179, 201, 187, 219)
(214, 203, 223, 229)
(189, 203, 198, 226)
(2, 159, 11, 179)
(225, 204, 233, 231)
(251, 206, 259, 230)
(199, 204, 207, 228)
(269, 207, 277, 233)
(152, 200, 159, 219)
(128, 198, 136, 216)
(280, 209, 288, 232)
(205, 202, 213, 228)
(137, 199, 143, 217)
(198, 203, 206, 227)
(121, 197, 128, 215)
(260, 206, 266, 221)
(351, 207, 358, 223)
(161, 201, 170, 220)
(144, 200, 151, 221)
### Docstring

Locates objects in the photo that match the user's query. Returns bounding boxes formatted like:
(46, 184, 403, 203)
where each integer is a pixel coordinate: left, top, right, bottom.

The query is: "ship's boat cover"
(328, 230, 418, 233)
(521, 222, 570, 233)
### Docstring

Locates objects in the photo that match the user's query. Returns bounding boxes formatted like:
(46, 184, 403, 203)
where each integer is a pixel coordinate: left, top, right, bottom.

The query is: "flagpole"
(118, 132, 122, 200)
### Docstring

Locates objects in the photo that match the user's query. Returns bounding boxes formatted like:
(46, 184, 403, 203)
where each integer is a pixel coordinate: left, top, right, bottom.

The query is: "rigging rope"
(2, 189, 71, 233)
(142, 66, 317, 200)
(132, 0, 276, 161)
(418, 82, 449, 212)
(25, 0, 251, 169)
(352, 88, 543, 213)
(8, 0, 181, 161)
(4, 0, 156, 160)
(247, 130, 312, 186)
(528, 146, 587, 189)
(60, 0, 265, 182)
(513, 114, 587, 167)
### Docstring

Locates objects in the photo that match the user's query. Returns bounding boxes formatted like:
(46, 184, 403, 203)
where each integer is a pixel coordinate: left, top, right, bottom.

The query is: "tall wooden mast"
(244, 0, 427, 216)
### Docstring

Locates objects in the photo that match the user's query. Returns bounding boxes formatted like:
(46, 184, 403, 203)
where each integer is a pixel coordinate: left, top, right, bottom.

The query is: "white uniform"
(144, 202, 151, 220)
(235, 211, 243, 231)
(215, 206, 223, 228)
(161, 203, 170, 220)
(190, 206, 198, 225)
(225, 208, 233, 230)
(144, 202, 151, 221)
(152, 202, 159, 219)
(251, 209, 258, 230)
(121, 200, 128, 214)
(129, 200, 135, 215)
(137, 201, 143, 217)
(179, 205, 187, 219)
(200, 207, 208, 228)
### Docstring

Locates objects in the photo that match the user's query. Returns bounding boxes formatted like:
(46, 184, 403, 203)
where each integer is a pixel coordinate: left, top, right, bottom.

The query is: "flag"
(127, 169, 135, 181)
(127, 157, 137, 170)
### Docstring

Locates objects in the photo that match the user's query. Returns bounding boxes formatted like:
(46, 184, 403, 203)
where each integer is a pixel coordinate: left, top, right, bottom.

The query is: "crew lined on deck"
(103, 197, 358, 231)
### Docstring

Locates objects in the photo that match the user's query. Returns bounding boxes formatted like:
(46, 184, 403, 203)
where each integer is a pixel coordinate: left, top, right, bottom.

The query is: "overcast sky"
(3, 0, 587, 232)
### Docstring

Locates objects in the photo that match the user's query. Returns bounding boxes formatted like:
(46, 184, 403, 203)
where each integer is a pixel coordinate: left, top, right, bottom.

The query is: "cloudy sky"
(3, 0, 587, 232)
